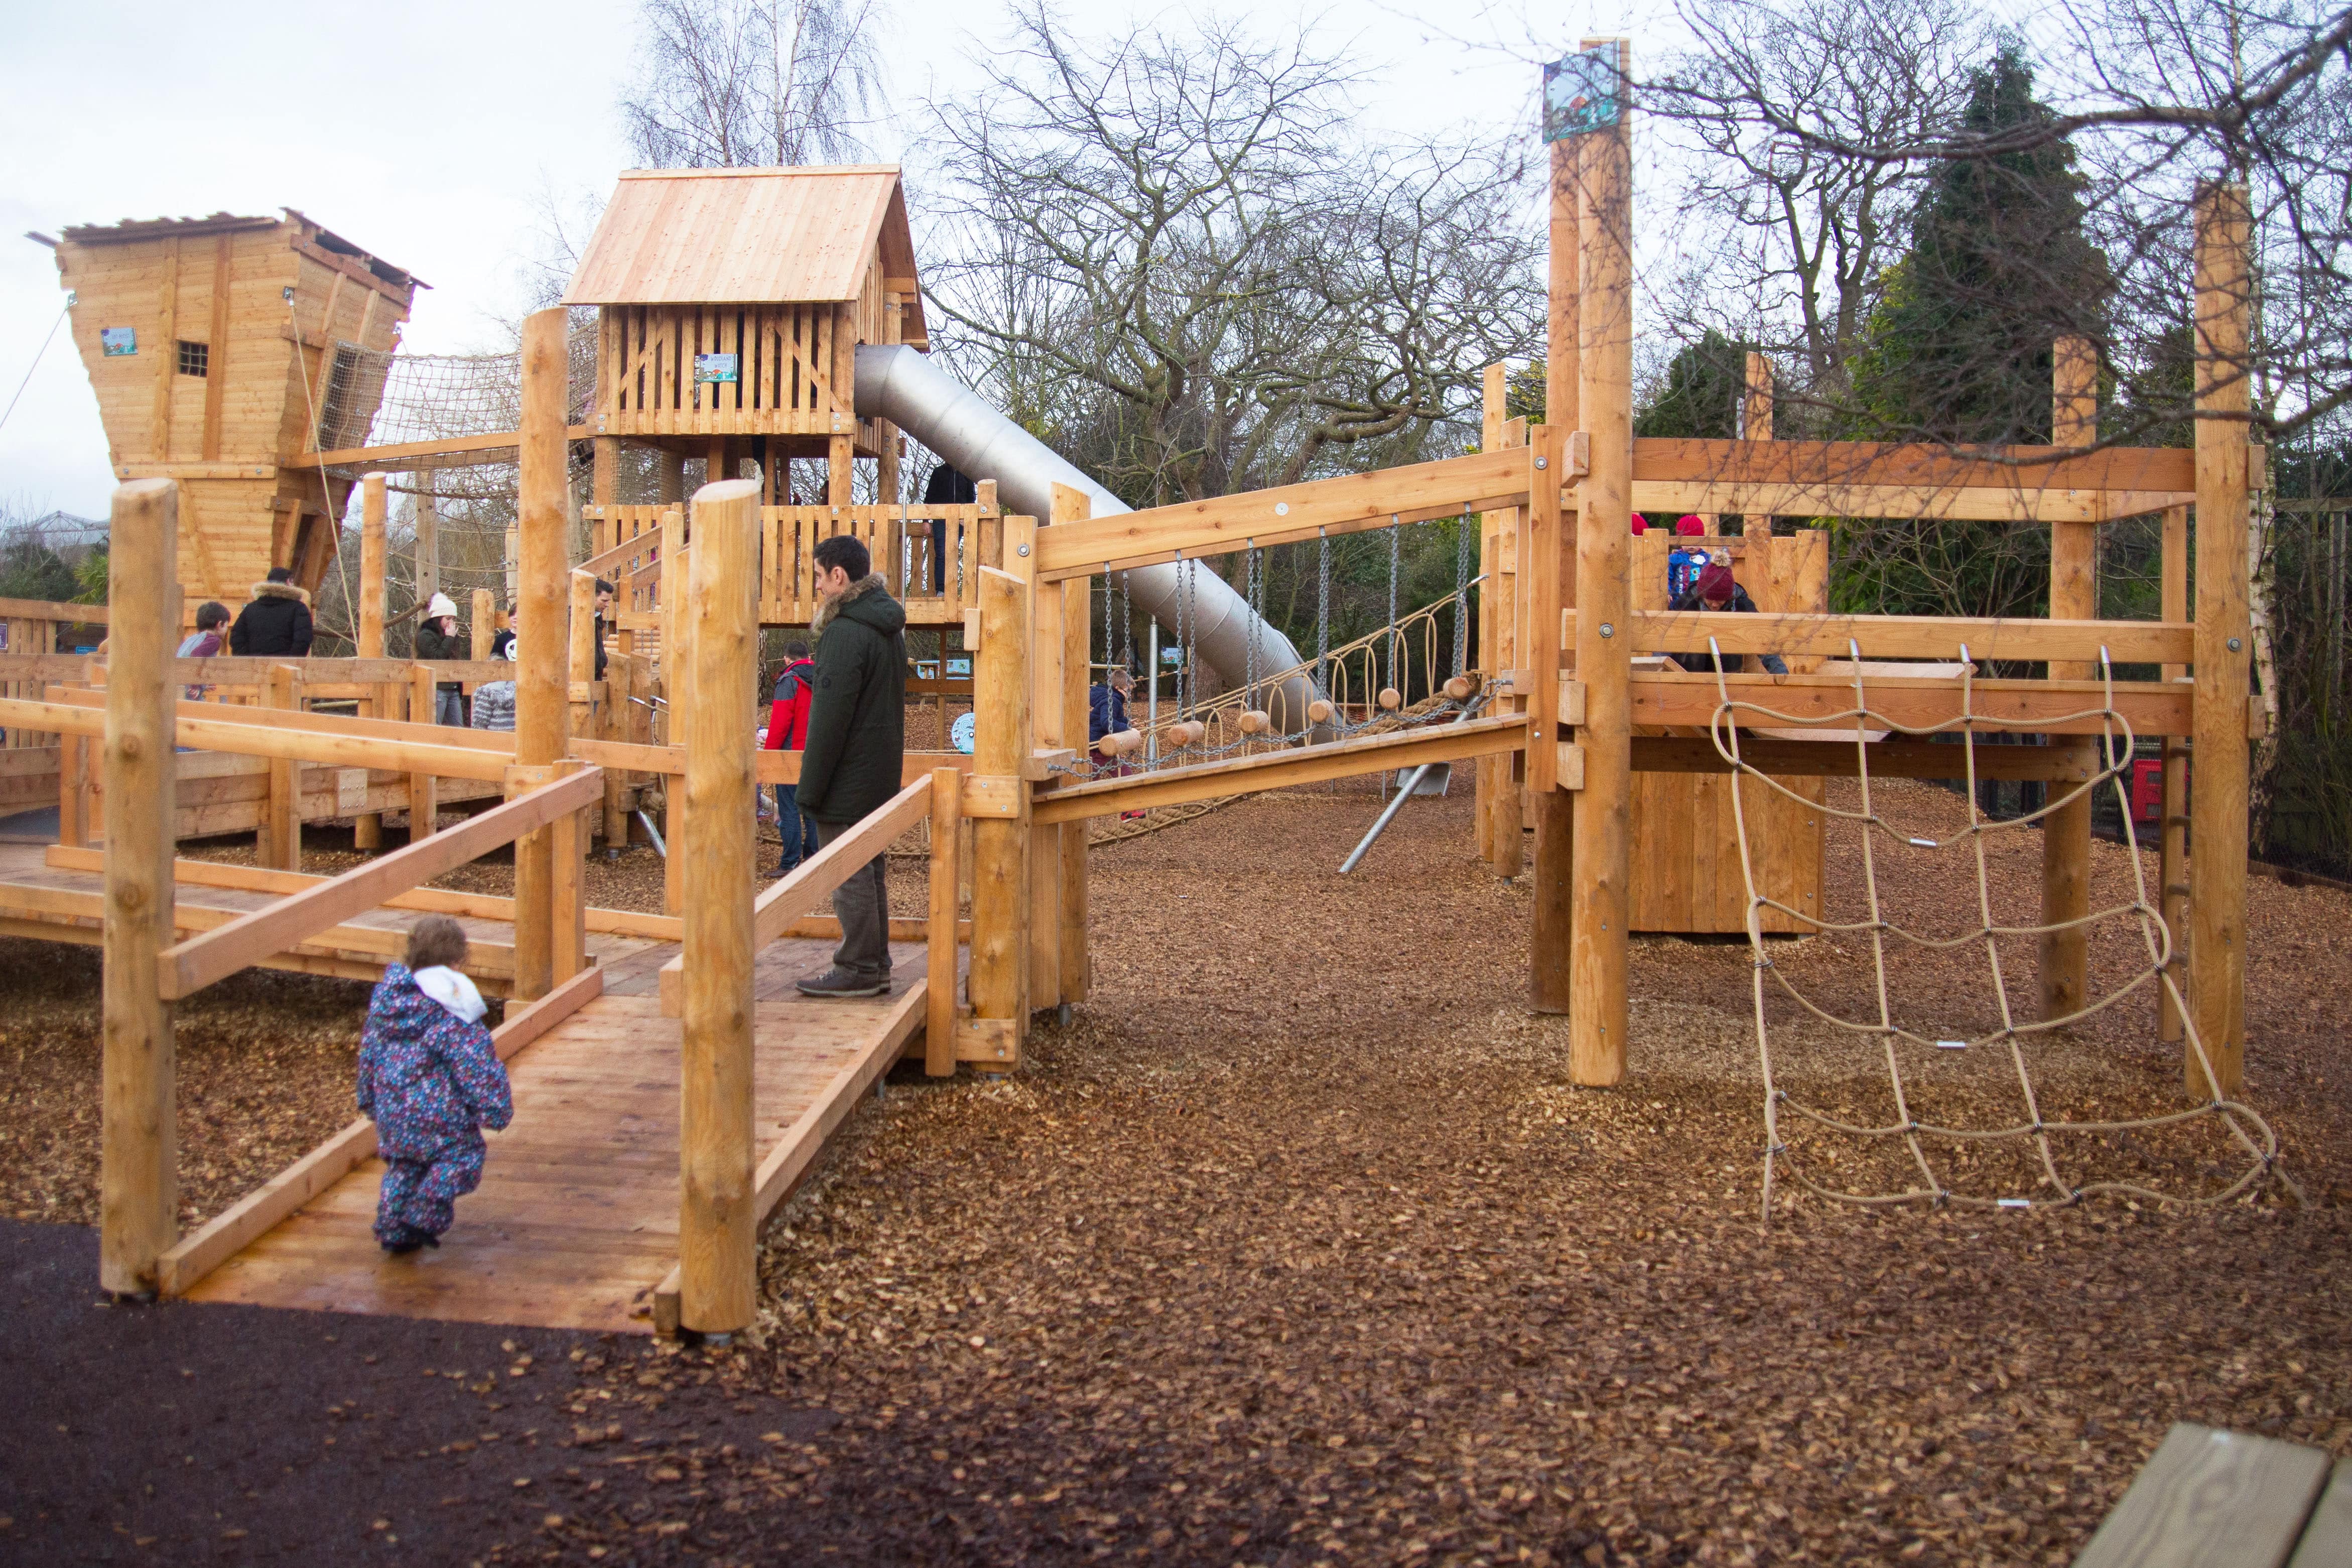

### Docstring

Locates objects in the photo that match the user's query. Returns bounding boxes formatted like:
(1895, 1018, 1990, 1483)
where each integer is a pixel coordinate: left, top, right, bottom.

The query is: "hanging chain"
(1454, 511, 1471, 677)
(1244, 539, 1260, 701)
(1118, 569, 1131, 674)
(1316, 528, 1331, 694)
(1388, 520, 1402, 695)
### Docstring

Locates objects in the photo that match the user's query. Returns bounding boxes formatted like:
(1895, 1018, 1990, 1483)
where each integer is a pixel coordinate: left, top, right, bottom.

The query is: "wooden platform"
(184, 934, 934, 1334)
(2072, 1421, 2352, 1567)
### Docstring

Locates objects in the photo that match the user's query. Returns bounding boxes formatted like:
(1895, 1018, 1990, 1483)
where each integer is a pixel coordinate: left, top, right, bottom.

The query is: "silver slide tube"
(855, 345, 1322, 731)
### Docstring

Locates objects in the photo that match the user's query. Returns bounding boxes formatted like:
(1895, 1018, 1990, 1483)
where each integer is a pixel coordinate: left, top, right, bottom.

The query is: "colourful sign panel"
(1543, 47, 1622, 141)
(100, 327, 137, 356)
(693, 353, 739, 384)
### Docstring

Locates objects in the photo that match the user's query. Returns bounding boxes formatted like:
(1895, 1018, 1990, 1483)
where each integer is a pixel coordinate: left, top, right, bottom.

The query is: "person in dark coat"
(590, 578, 613, 682)
(922, 463, 977, 596)
(355, 916, 512, 1254)
(793, 535, 907, 997)
(412, 593, 468, 724)
(762, 640, 819, 874)
(1668, 562, 1789, 676)
(228, 567, 314, 657)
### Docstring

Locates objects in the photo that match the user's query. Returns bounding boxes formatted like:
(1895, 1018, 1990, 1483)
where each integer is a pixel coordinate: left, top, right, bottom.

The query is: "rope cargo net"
(1707, 643, 2297, 1217)
(308, 323, 598, 480)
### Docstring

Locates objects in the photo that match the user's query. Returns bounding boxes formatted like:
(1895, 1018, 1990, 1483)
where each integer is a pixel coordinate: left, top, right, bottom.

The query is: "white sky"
(0, 0, 1657, 520)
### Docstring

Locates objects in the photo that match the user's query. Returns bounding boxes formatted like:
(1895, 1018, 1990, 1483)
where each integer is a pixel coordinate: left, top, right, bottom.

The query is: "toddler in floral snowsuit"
(356, 916, 513, 1253)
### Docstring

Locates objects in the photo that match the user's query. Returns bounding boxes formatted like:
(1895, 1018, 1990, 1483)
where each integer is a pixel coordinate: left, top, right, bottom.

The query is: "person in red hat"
(1674, 514, 1707, 536)
(1669, 561, 1788, 675)
(1630, 514, 1648, 535)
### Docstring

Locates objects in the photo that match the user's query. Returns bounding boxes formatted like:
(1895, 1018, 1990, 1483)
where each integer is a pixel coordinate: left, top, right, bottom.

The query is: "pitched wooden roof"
(562, 166, 919, 306)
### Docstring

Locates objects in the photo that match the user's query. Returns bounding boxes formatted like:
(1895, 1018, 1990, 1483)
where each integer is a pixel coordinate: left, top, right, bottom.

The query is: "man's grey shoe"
(795, 968, 891, 998)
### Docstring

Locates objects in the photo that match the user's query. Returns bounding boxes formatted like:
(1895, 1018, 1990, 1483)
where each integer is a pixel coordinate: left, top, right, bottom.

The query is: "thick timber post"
(354, 472, 387, 850)
(2159, 502, 2191, 1042)
(2042, 336, 2100, 1021)
(101, 478, 179, 1295)
(969, 563, 1031, 1060)
(2188, 180, 2254, 1100)
(1567, 36, 1634, 1088)
(1529, 98, 1582, 1013)
(679, 477, 761, 1336)
(513, 307, 571, 1002)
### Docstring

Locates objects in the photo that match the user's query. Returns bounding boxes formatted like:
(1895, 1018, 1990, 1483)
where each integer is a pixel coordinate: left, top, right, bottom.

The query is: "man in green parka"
(793, 533, 908, 997)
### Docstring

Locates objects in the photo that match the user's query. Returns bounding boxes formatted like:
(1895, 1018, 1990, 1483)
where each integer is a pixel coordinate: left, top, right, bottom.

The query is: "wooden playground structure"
(1, 39, 2269, 1339)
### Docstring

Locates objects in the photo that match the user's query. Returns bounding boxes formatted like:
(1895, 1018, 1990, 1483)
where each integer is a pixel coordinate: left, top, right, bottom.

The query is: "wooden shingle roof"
(561, 166, 919, 307)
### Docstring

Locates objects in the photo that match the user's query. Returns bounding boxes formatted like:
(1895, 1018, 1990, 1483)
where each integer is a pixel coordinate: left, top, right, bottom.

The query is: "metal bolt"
(1535, 457, 1549, 470)
(1274, 502, 1289, 516)
(1598, 622, 1615, 639)
(1017, 544, 1030, 557)
(2227, 636, 2242, 652)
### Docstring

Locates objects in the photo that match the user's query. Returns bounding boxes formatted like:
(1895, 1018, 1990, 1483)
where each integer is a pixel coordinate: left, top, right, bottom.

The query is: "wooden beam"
(286, 425, 597, 469)
(679, 476, 761, 1337)
(258, 664, 302, 870)
(1601, 609, 2192, 666)
(968, 566, 1030, 1052)
(514, 307, 571, 1002)
(2160, 503, 2191, 1044)
(1629, 670, 2205, 737)
(654, 774, 936, 1016)
(1632, 734, 2103, 780)
(1033, 715, 1528, 823)
(156, 768, 602, 1001)
(1532, 112, 1581, 1022)
(354, 475, 389, 852)
(100, 479, 179, 1296)
(2044, 337, 2102, 1023)
(1570, 42, 1634, 1090)
(155, 966, 602, 1297)
(2189, 180, 2254, 1100)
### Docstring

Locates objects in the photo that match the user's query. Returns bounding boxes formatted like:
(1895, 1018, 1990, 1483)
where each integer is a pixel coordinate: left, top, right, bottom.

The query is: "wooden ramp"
(183, 936, 933, 1334)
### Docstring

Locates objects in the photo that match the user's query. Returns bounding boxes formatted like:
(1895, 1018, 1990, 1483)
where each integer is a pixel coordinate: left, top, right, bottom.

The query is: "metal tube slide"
(855, 345, 1322, 731)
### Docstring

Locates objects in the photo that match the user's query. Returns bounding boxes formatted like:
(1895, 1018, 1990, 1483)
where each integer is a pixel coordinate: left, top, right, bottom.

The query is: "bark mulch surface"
(3, 779, 2349, 1567)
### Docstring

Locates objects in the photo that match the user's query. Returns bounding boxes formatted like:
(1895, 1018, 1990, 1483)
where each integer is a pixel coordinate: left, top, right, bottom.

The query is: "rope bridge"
(1707, 645, 2297, 1217)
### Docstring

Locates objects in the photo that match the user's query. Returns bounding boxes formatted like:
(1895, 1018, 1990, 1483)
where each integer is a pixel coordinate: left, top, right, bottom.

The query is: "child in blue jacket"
(356, 916, 513, 1254)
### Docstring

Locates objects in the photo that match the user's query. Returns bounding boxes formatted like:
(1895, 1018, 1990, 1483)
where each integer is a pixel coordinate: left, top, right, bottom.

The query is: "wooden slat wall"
(1627, 529, 1827, 935)
(756, 503, 996, 625)
(599, 303, 848, 437)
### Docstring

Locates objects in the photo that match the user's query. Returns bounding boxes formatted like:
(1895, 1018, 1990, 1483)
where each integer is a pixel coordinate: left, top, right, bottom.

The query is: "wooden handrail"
(657, 773, 935, 1017)
(0, 596, 107, 623)
(1578, 609, 2193, 666)
(44, 687, 520, 753)
(157, 767, 604, 1000)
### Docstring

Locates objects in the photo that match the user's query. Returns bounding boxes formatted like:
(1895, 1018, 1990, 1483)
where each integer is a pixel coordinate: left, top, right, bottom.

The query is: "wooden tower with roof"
(565, 167, 955, 628)
(49, 210, 422, 606)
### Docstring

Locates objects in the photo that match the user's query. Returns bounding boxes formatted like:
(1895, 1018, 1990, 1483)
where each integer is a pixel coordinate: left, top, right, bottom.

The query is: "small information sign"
(100, 327, 138, 356)
(693, 353, 739, 384)
(1543, 47, 1622, 141)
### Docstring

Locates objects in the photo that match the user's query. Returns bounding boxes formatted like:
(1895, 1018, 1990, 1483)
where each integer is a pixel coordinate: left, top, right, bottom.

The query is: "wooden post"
(927, 764, 962, 1077)
(59, 729, 88, 849)
(258, 664, 302, 870)
(567, 570, 598, 856)
(602, 650, 633, 850)
(409, 663, 438, 840)
(593, 436, 620, 510)
(1743, 352, 1773, 442)
(661, 504, 689, 916)
(1529, 104, 1583, 1013)
(353, 473, 388, 849)
(1568, 37, 1633, 1088)
(827, 434, 854, 508)
(1017, 513, 1060, 1011)
(414, 478, 441, 606)
(679, 477, 760, 1336)
(2042, 335, 2100, 1021)
(1050, 485, 1091, 1005)
(2159, 502, 2191, 1042)
(513, 306, 572, 1003)
(1476, 365, 1503, 866)
(470, 587, 495, 661)
(969, 565, 1031, 1057)
(100, 478, 178, 1295)
(2188, 180, 2253, 1100)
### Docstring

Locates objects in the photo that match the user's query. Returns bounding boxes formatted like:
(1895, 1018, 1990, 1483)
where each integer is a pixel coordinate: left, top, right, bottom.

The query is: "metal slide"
(855, 345, 1321, 729)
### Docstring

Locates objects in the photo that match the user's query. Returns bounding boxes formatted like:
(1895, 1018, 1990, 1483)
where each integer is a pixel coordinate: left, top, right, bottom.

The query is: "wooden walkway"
(184, 935, 935, 1334)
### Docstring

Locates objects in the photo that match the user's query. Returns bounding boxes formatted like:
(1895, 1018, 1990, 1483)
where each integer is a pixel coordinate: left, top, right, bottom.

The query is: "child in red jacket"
(763, 641, 818, 873)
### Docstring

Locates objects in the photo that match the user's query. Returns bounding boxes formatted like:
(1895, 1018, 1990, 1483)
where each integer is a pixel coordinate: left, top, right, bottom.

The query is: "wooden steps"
(2074, 1422, 2352, 1568)
(184, 942, 932, 1335)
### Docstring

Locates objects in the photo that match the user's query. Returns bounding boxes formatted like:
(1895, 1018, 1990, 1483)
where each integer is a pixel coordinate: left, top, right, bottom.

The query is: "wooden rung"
(2164, 882, 2191, 897)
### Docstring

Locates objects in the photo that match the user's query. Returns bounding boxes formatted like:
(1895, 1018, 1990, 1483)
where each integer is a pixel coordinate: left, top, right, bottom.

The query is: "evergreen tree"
(0, 540, 81, 604)
(1849, 44, 2110, 446)
(1636, 330, 1755, 440)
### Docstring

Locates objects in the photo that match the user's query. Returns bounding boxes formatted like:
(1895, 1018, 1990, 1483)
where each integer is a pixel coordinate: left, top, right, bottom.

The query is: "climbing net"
(309, 324, 597, 478)
(1708, 643, 2295, 1216)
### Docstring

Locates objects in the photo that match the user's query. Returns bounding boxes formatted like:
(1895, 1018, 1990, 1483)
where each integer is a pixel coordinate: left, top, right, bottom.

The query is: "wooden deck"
(184, 934, 935, 1334)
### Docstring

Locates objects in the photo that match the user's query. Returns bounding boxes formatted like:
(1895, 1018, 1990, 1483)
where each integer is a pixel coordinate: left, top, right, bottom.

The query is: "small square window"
(177, 340, 208, 377)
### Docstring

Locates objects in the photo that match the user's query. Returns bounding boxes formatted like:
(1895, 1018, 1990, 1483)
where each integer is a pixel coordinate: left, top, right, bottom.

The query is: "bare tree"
(921, 5, 1544, 509)
(620, 0, 884, 168)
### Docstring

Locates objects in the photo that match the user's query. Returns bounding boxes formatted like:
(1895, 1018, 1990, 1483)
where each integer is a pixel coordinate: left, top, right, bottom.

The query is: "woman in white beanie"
(413, 592, 468, 725)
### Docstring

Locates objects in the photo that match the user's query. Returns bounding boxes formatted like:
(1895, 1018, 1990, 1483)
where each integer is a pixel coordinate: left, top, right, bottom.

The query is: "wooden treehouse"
(50, 210, 422, 604)
(565, 166, 984, 630)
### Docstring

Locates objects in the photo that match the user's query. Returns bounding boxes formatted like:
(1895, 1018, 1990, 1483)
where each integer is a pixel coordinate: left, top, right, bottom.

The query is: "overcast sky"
(0, 0, 1653, 520)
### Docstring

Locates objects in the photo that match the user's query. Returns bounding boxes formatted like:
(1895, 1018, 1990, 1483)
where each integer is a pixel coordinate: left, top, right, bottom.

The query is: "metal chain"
(1316, 528, 1331, 696)
(1454, 512, 1471, 676)
(1244, 539, 1260, 701)
(1387, 521, 1402, 697)
(1119, 569, 1131, 674)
